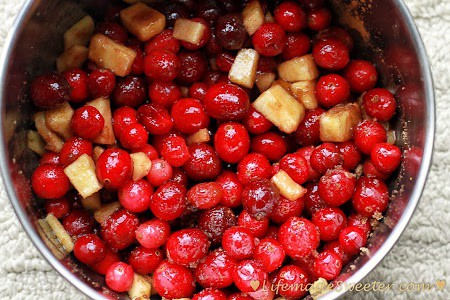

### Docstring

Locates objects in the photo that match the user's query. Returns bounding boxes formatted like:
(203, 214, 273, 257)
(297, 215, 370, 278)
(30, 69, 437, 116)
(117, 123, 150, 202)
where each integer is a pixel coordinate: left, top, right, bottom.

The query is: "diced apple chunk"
(93, 146, 105, 162)
(131, 152, 152, 181)
(45, 102, 74, 140)
(56, 45, 89, 73)
(187, 128, 210, 146)
(129, 273, 152, 300)
(271, 170, 307, 201)
(88, 34, 137, 77)
(94, 202, 122, 224)
(173, 18, 207, 45)
(37, 218, 69, 259)
(64, 15, 95, 50)
(255, 73, 276, 93)
(291, 80, 318, 110)
(242, 1, 265, 35)
(86, 98, 116, 145)
(319, 103, 361, 142)
(45, 213, 74, 252)
(81, 192, 102, 211)
(271, 79, 293, 94)
(278, 54, 320, 82)
(34, 112, 64, 153)
(120, 3, 166, 42)
(229, 49, 260, 88)
(64, 154, 103, 198)
(28, 130, 46, 156)
(253, 85, 305, 134)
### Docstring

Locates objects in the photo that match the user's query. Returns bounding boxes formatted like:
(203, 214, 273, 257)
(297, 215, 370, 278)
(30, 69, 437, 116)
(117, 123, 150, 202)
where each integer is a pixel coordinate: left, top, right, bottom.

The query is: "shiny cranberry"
(44, 197, 70, 219)
(184, 143, 222, 181)
(150, 182, 186, 221)
(145, 29, 180, 54)
(195, 0, 222, 25)
(88, 69, 116, 98)
(189, 82, 208, 100)
(118, 179, 153, 213)
(206, 31, 222, 55)
(242, 106, 273, 135)
(363, 88, 397, 121)
(294, 108, 325, 146)
(170, 167, 189, 185)
(296, 146, 321, 181)
(215, 171, 243, 208)
(135, 219, 170, 250)
(188, 182, 223, 209)
(233, 260, 268, 293)
(149, 81, 181, 107)
(222, 226, 255, 260)
(129, 246, 163, 274)
(159, 135, 190, 167)
(89, 248, 120, 275)
(371, 143, 401, 174)
(270, 195, 305, 224)
(274, 1, 307, 32)
(204, 83, 251, 122)
(279, 217, 320, 259)
(198, 206, 237, 244)
(96, 22, 128, 44)
(323, 240, 351, 265)
(171, 98, 210, 134)
(252, 23, 287, 57)
(129, 43, 145, 75)
(119, 123, 148, 150)
(133, 144, 158, 161)
(73, 234, 106, 265)
(214, 122, 250, 163)
(238, 210, 269, 238)
(62, 68, 88, 103)
(311, 143, 343, 174)
(275, 265, 309, 298)
(257, 56, 277, 73)
(177, 51, 208, 85)
(166, 228, 210, 267)
(304, 183, 329, 216)
(312, 207, 347, 241)
(145, 50, 180, 82)
(40, 152, 60, 166)
(314, 26, 354, 51)
(112, 76, 147, 108)
(59, 137, 92, 167)
(105, 262, 134, 292)
(195, 248, 236, 288)
(96, 148, 132, 189)
(161, 2, 191, 28)
(237, 153, 272, 185)
(339, 226, 367, 255)
(253, 238, 285, 273)
(313, 39, 349, 71)
(318, 168, 356, 206)
(112, 106, 138, 138)
(352, 176, 389, 217)
(338, 141, 362, 170)
(343, 59, 378, 93)
(308, 8, 332, 31)
(138, 103, 173, 135)
(363, 160, 390, 180)
(101, 209, 139, 250)
(348, 213, 372, 235)
(280, 153, 310, 184)
(354, 120, 387, 155)
(153, 261, 196, 299)
(216, 52, 235, 73)
(71, 106, 104, 140)
(215, 13, 247, 50)
(315, 74, 350, 107)
(62, 210, 95, 236)
(282, 32, 311, 60)
(30, 73, 71, 109)
(147, 158, 173, 186)
(193, 288, 227, 300)
(31, 164, 70, 199)
(251, 132, 287, 162)
(314, 250, 342, 281)
(181, 18, 211, 50)
(242, 178, 278, 220)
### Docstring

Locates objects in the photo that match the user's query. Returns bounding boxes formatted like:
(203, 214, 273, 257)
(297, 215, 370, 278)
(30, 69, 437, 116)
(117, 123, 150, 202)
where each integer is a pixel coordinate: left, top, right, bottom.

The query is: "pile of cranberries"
(29, 0, 402, 299)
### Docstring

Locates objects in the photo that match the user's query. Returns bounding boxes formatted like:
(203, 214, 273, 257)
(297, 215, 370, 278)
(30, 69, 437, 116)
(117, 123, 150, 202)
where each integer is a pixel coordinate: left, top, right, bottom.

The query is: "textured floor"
(0, 0, 449, 299)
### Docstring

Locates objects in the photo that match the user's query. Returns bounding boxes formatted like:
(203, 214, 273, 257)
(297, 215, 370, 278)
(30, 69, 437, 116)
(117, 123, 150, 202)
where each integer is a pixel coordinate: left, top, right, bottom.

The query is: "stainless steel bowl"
(0, 0, 434, 299)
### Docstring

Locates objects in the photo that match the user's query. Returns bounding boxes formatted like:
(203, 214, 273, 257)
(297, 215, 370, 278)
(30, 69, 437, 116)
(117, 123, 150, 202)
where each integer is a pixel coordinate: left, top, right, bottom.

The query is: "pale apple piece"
(387, 130, 397, 145)
(88, 34, 137, 77)
(278, 54, 320, 82)
(173, 18, 207, 45)
(255, 73, 276, 93)
(93, 146, 105, 162)
(271, 170, 307, 201)
(242, 0, 265, 35)
(319, 103, 361, 142)
(271, 79, 293, 94)
(56, 45, 89, 73)
(265, 12, 275, 23)
(34, 112, 64, 153)
(131, 152, 152, 181)
(357, 93, 371, 120)
(94, 202, 122, 224)
(37, 218, 69, 259)
(129, 273, 152, 300)
(64, 15, 95, 50)
(28, 130, 46, 156)
(45, 213, 74, 253)
(45, 102, 74, 140)
(86, 98, 115, 145)
(309, 278, 330, 299)
(120, 3, 166, 42)
(253, 85, 305, 134)
(64, 154, 103, 199)
(229, 49, 260, 88)
(186, 128, 210, 146)
(81, 192, 102, 211)
(291, 80, 319, 110)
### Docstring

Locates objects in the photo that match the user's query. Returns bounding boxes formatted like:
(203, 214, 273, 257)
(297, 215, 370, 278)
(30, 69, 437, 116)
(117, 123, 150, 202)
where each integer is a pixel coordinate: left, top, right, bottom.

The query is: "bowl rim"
(0, 1, 435, 300)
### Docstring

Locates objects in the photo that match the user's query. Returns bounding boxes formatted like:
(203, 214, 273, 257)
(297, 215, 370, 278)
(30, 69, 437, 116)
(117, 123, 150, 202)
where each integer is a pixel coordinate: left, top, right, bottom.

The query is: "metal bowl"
(0, 0, 434, 299)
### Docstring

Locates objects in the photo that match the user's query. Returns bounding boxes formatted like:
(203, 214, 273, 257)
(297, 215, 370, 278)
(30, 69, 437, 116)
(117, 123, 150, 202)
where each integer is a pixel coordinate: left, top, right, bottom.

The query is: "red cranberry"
(312, 207, 347, 241)
(257, 56, 277, 73)
(40, 152, 60, 166)
(62, 68, 88, 103)
(206, 31, 222, 55)
(181, 18, 211, 50)
(238, 210, 269, 238)
(242, 178, 278, 220)
(304, 183, 329, 216)
(308, 8, 332, 31)
(89, 248, 120, 275)
(96, 22, 128, 44)
(352, 176, 389, 217)
(161, 2, 191, 27)
(204, 83, 250, 121)
(313, 250, 342, 281)
(88, 69, 116, 98)
(150, 182, 186, 221)
(133, 144, 158, 161)
(237, 153, 272, 185)
(138, 103, 173, 135)
(222, 226, 255, 260)
(145, 29, 180, 54)
(177, 51, 208, 85)
(193, 288, 227, 300)
(216, 52, 235, 73)
(170, 167, 189, 186)
(189, 82, 208, 100)
(44, 197, 70, 219)
(339, 225, 367, 255)
(216, 171, 243, 208)
(254, 238, 286, 273)
(228, 293, 253, 300)
(149, 81, 181, 107)
(171, 98, 210, 134)
(242, 106, 273, 135)
(96, 148, 132, 190)
(31, 164, 70, 199)
(166, 228, 210, 267)
(323, 240, 351, 265)
(129, 246, 163, 274)
(30, 73, 71, 109)
(318, 168, 356, 206)
(252, 23, 287, 57)
(73, 234, 106, 265)
(118, 179, 153, 213)
(354, 120, 387, 155)
(59, 137, 93, 167)
(343, 59, 378, 93)
(145, 50, 180, 82)
(294, 108, 325, 147)
(101, 209, 139, 250)
(371, 143, 401, 174)
(265, 226, 279, 240)
(311, 143, 343, 174)
(105, 262, 134, 292)
(188, 182, 223, 209)
(280, 153, 310, 185)
(214, 122, 250, 163)
(129, 43, 145, 75)
(282, 32, 311, 60)
(314, 26, 354, 51)
(195, 248, 236, 288)
(233, 260, 268, 293)
(198, 206, 237, 245)
(195, 0, 222, 25)
(147, 158, 173, 186)
(160, 135, 190, 167)
(363, 160, 389, 180)
(71, 106, 104, 140)
(363, 88, 397, 121)
(338, 141, 362, 170)
(296, 146, 321, 181)
(278, 217, 320, 259)
(112, 106, 138, 138)
(112, 76, 147, 107)
(135, 218, 171, 249)
(313, 39, 349, 71)
(315, 74, 350, 107)
(270, 195, 305, 224)
(348, 213, 372, 235)
(251, 132, 287, 162)
(153, 261, 196, 299)
(275, 265, 310, 298)
(119, 123, 148, 150)
(215, 13, 247, 50)
(62, 210, 95, 236)
(184, 143, 222, 181)
(274, 1, 307, 32)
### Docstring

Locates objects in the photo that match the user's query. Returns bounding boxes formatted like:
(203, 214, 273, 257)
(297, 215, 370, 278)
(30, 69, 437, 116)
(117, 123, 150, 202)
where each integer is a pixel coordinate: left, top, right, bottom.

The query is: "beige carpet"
(0, 0, 449, 299)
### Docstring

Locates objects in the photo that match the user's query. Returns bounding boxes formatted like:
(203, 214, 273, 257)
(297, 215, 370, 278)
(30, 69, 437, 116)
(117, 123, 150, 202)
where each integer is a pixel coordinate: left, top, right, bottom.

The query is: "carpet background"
(0, 0, 448, 299)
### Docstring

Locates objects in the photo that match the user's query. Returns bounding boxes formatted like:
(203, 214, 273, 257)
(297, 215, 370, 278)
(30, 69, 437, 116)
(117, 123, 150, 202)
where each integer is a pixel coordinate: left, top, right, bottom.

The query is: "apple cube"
(173, 18, 207, 45)
(271, 79, 293, 94)
(45, 101, 74, 140)
(187, 128, 210, 146)
(81, 192, 102, 211)
(271, 170, 307, 201)
(93, 146, 105, 162)
(129, 273, 152, 300)
(131, 152, 152, 181)
(56, 45, 89, 73)
(34, 112, 64, 153)
(37, 218, 69, 259)
(278, 54, 319, 82)
(86, 98, 116, 145)
(319, 103, 361, 142)
(28, 130, 46, 156)
(242, 1, 265, 35)
(64, 15, 95, 50)
(120, 3, 166, 42)
(229, 49, 260, 88)
(255, 73, 276, 93)
(253, 85, 305, 134)
(94, 202, 122, 224)
(64, 154, 103, 199)
(45, 213, 74, 252)
(291, 80, 318, 110)
(88, 34, 137, 77)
